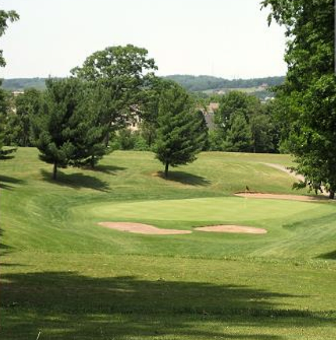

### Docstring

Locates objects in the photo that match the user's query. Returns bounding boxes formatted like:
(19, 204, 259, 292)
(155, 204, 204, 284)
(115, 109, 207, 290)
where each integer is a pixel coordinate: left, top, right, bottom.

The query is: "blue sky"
(1, 0, 287, 79)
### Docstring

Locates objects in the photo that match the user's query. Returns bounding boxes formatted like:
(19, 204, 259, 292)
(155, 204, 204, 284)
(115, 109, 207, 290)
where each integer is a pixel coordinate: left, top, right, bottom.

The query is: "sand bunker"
(235, 193, 324, 202)
(98, 222, 192, 235)
(195, 225, 267, 234)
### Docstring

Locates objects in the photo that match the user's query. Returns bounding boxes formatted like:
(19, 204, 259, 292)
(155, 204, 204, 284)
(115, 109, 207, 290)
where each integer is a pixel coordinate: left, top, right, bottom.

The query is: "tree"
(71, 45, 157, 146)
(154, 84, 207, 178)
(7, 88, 43, 147)
(223, 112, 252, 152)
(0, 84, 16, 159)
(250, 113, 274, 153)
(262, 0, 336, 198)
(0, 8, 19, 159)
(138, 78, 178, 148)
(215, 91, 261, 131)
(34, 78, 107, 179)
(0, 8, 19, 67)
(214, 91, 277, 152)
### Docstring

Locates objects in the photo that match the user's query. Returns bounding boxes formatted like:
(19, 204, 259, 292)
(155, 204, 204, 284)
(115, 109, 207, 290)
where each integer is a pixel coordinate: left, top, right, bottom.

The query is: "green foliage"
(154, 84, 207, 177)
(34, 79, 81, 178)
(34, 78, 108, 178)
(0, 9, 19, 67)
(6, 88, 43, 147)
(72, 45, 157, 145)
(194, 110, 209, 150)
(214, 91, 277, 153)
(223, 112, 252, 152)
(0, 83, 16, 159)
(112, 129, 150, 151)
(139, 78, 180, 148)
(250, 113, 274, 153)
(262, 0, 336, 198)
(165, 74, 285, 92)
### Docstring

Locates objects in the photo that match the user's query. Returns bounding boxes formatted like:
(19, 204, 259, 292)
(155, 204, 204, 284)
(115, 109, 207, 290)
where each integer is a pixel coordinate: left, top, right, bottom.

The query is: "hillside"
(2, 77, 48, 91)
(2, 149, 336, 340)
(2, 75, 285, 96)
(1, 149, 336, 339)
(164, 74, 285, 92)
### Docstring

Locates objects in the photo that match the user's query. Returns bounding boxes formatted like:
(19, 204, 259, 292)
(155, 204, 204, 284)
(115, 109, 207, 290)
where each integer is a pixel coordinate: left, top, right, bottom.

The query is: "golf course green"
(1, 148, 336, 339)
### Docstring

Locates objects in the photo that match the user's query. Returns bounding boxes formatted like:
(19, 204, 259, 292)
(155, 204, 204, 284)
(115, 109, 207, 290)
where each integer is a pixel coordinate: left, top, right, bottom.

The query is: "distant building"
(12, 90, 24, 96)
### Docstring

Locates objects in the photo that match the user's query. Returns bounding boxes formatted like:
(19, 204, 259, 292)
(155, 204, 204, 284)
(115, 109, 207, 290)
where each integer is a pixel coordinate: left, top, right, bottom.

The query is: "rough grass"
(1, 148, 336, 339)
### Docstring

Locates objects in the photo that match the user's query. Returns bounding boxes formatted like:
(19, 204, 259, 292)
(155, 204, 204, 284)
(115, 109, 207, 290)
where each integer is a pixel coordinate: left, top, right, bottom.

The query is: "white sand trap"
(98, 222, 192, 235)
(195, 225, 267, 234)
(235, 193, 324, 202)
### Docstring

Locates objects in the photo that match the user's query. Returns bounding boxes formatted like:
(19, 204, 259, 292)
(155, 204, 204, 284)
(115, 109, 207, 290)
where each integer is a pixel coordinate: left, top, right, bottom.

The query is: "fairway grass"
(1, 148, 336, 339)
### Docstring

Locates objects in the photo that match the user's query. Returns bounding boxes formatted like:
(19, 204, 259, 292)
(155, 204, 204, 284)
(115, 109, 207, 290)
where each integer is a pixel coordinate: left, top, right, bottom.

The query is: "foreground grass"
(1, 148, 336, 339)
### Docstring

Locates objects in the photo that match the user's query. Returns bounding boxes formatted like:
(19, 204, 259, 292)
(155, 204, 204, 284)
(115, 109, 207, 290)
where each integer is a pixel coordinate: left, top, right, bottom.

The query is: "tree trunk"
(53, 162, 58, 180)
(90, 155, 95, 169)
(164, 162, 169, 178)
(329, 190, 335, 199)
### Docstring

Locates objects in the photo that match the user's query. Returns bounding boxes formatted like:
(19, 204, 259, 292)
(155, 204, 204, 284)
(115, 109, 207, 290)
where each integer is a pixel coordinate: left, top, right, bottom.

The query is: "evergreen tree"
(223, 112, 252, 152)
(34, 78, 107, 178)
(154, 84, 207, 178)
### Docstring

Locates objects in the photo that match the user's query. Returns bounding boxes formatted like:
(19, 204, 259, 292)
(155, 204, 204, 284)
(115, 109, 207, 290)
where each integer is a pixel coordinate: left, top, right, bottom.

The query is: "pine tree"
(154, 84, 207, 178)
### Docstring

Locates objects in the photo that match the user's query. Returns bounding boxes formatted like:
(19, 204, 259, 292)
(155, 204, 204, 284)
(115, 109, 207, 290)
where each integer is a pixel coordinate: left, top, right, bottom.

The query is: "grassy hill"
(1, 149, 336, 339)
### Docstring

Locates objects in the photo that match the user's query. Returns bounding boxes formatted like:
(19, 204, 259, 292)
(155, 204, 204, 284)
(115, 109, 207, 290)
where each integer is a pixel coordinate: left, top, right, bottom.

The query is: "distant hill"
(164, 75, 285, 92)
(1, 75, 285, 98)
(2, 78, 48, 91)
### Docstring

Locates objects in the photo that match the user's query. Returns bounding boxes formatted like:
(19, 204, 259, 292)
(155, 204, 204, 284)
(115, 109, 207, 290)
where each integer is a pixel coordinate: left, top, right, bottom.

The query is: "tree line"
(164, 75, 285, 92)
(0, 42, 208, 179)
(1, 1, 335, 198)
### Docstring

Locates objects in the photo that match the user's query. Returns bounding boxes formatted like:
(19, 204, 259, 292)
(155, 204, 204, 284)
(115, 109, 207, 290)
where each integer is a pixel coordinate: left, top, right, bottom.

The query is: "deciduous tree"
(262, 0, 336, 198)
(72, 45, 157, 146)
(0, 8, 19, 67)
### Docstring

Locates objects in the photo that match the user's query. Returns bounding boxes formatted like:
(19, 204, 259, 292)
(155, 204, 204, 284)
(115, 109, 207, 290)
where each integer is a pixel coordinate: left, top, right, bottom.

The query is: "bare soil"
(195, 225, 267, 234)
(98, 222, 192, 235)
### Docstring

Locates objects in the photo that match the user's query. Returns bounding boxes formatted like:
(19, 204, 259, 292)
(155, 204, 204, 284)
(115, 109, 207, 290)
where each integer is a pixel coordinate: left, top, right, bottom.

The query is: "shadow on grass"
(40, 170, 110, 192)
(318, 250, 336, 260)
(0, 175, 25, 190)
(0, 228, 12, 256)
(157, 171, 210, 186)
(2, 271, 334, 339)
(91, 164, 127, 175)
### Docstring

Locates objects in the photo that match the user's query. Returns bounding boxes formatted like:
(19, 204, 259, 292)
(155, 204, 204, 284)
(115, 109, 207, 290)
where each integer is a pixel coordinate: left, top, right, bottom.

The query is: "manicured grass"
(1, 148, 336, 339)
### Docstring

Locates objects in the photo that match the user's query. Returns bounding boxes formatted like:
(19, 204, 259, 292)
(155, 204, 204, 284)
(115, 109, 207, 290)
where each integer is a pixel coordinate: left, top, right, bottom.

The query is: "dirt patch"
(195, 225, 267, 234)
(98, 222, 192, 235)
(262, 163, 305, 181)
(235, 193, 325, 202)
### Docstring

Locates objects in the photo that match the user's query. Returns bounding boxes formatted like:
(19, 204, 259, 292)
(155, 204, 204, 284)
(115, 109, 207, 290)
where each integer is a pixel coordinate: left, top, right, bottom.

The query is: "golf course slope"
(1, 148, 336, 339)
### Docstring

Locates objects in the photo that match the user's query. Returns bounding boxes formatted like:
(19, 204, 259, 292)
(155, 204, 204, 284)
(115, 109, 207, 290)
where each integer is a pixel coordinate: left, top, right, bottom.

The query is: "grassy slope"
(1, 148, 336, 339)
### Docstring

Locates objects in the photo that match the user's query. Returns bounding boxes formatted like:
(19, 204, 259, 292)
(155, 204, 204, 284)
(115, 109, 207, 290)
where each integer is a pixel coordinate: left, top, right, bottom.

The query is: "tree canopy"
(72, 44, 157, 146)
(34, 78, 108, 179)
(262, 0, 336, 198)
(213, 91, 277, 153)
(0, 9, 19, 67)
(154, 84, 207, 177)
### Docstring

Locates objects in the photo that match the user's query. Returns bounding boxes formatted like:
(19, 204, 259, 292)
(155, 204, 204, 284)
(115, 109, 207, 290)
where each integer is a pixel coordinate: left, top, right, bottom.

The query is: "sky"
(0, 0, 287, 79)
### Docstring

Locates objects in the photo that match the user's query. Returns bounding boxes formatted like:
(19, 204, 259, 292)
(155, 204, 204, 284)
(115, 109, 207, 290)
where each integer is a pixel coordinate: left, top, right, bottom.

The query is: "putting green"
(88, 197, 334, 225)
